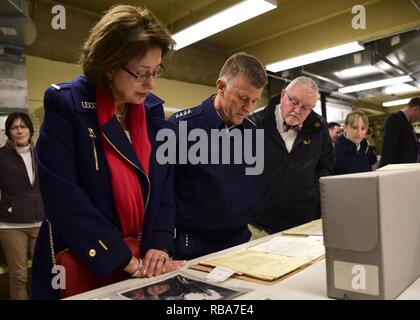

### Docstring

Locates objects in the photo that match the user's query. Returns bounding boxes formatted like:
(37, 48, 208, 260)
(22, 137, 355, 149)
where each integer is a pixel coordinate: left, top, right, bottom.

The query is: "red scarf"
(96, 89, 151, 239)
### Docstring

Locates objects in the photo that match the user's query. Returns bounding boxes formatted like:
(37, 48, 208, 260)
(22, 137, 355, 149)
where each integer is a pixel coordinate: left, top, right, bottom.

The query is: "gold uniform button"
(89, 249, 96, 257)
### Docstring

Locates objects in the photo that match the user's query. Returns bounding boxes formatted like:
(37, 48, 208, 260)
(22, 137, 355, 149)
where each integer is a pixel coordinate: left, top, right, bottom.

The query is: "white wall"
(314, 100, 352, 123)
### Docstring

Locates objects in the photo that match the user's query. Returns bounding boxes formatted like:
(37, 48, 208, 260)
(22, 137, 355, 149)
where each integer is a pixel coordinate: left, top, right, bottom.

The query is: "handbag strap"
(46, 220, 142, 268)
(47, 219, 57, 266)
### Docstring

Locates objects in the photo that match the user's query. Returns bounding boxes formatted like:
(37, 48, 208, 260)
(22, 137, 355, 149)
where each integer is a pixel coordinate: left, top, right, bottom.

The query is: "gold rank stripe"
(98, 240, 108, 251)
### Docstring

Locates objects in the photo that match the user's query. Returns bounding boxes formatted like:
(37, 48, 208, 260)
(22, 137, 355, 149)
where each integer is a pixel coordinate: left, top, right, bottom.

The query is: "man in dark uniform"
(169, 52, 267, 260)
(249, 76, 335, 239)
(379, 97, 420, 167)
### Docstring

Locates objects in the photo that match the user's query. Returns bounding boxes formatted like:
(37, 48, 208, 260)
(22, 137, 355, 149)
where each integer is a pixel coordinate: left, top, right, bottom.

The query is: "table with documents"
(196, 234, 325, 282)
(67, 220, 420, 300)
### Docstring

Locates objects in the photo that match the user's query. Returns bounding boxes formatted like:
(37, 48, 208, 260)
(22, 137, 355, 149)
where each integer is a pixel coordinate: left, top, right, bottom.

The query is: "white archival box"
(320, 167, 420, 299)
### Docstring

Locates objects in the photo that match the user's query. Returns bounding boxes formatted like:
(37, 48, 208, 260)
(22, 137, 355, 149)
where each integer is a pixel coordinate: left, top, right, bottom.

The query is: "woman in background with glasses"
(32, 5, 185, 299)
(0, 113, 44, 299)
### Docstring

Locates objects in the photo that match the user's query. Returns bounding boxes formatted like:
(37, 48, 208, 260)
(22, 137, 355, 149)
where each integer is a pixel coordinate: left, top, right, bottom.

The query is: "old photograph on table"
(118, 273, 246, 300)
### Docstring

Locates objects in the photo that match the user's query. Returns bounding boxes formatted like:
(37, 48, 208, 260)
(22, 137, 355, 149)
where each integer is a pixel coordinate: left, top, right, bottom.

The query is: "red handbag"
(48, 221, 140, 299)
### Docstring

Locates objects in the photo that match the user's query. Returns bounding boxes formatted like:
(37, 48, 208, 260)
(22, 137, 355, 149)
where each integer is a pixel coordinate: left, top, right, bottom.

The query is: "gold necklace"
(116, 106, 127, 123)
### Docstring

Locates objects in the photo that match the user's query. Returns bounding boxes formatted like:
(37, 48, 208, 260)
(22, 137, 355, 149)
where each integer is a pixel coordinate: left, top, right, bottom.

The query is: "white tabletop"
(68, 231, 420, 300)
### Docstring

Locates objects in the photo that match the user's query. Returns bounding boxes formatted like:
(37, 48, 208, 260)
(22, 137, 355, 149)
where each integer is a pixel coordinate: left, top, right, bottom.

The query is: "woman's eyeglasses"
(122, 64, 165, 82)
(10, 124, 28, 131)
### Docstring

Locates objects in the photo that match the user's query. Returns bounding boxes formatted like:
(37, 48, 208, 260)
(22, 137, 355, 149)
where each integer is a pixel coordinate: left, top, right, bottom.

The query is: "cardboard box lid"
(377, 163, 420, 171)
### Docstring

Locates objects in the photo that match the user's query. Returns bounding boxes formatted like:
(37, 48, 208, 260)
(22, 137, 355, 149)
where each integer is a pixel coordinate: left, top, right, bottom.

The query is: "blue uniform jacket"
(32, 75, 176, 299)
(168, 96, 257, 259)
(334, 135, 377, 175)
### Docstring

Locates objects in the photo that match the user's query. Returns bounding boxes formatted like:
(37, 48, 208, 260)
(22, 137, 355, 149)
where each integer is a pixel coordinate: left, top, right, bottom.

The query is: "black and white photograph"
(118, 274, 245, 300)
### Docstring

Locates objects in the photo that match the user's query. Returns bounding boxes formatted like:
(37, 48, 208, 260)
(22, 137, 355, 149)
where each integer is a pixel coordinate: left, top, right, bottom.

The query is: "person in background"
(365, 128, 377, 154)
(380, 97, 420, 167)
(0, 113, 44, 300)
(32, 5, 185, 299)
(328, 122, 342, 144)
(333, 111, 377, 175)
(169, 52, 267, 260)
(249, 76, 335, 239)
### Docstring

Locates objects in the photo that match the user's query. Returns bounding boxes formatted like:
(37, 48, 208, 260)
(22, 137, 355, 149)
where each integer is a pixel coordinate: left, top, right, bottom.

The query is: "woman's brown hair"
(80, 5, 175, 90)
(5, 112, 34, 139)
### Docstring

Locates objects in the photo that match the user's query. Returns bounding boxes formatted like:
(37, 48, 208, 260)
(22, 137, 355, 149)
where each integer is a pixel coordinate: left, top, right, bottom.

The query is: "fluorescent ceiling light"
(383, 84, 420, 95)
(334, 65, 382, 79)
(301, 70, 343, 87)
(330, 91, 357, 101)
(382, 98, 411, 107)
(338, 75, 413, 93)
(375, 60, 393, 71)
(266, 41, 365, 72)
(172, 0, 277, 50)
(375, 55, 405, 74)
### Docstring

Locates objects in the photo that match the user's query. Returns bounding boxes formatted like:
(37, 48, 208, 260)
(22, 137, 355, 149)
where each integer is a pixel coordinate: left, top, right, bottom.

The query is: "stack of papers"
(200, 249, 310, 281)
(249, 235, 325, 260)
(199, 235, 325, 281)
(282, 219, 323, 236)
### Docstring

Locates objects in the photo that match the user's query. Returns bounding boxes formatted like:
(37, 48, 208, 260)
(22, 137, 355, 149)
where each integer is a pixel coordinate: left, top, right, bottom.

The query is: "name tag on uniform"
(81, 101, 96, 109)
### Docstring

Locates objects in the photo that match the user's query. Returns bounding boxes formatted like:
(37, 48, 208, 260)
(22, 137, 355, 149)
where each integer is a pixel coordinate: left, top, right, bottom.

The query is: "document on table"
(200, 250, 310, 281)
(248, 235, 325, 260)
(282, 219, 323, 236)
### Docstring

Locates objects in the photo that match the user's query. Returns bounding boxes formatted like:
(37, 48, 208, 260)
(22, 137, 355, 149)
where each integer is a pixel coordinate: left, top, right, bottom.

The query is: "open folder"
(198, 235, 325, 281)
(282, 219, 323, 237)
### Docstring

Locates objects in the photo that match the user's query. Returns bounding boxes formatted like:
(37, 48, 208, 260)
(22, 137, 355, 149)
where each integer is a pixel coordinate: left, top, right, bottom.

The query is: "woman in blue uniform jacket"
(32, 5, 185, 299)
(334, 111, 377, 175)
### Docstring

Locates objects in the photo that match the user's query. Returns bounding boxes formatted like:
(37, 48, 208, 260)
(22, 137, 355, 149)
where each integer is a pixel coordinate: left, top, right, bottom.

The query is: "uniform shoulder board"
(50, 83, 71, 91)
(173, 107, 201, 122)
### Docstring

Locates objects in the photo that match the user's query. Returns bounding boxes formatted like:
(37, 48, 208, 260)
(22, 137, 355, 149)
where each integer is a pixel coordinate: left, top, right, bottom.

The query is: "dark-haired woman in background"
(0, 113, 44, 299)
